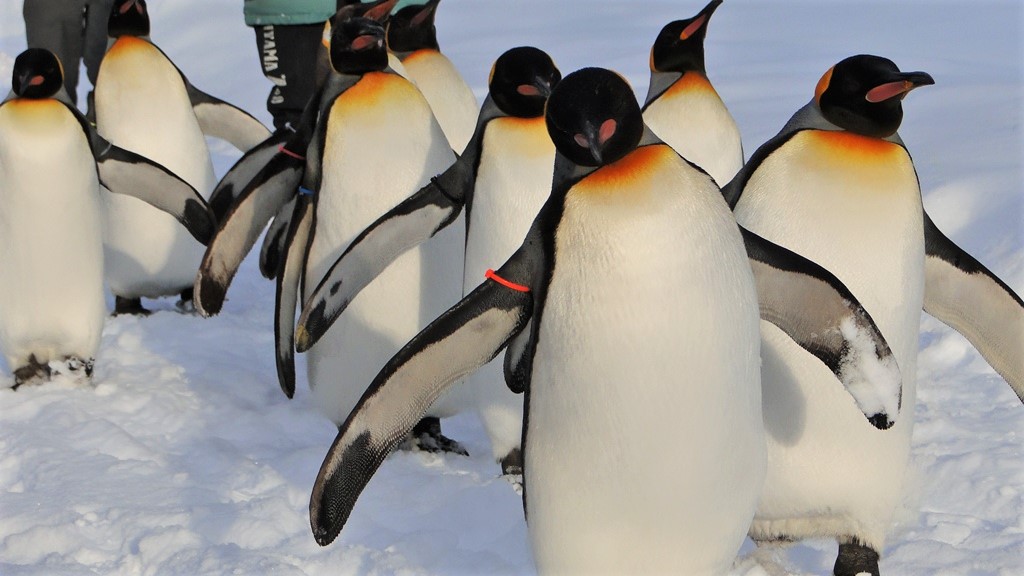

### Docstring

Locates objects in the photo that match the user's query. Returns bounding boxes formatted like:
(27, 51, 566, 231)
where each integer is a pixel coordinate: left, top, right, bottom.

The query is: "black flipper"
(743, 228, 902, 429)
(309, 264, 534, 546)
(294, 158, 475, 352)
(275, 195, 314, 399)
(194, 152, 304, 316)
(208, 130, 290, 220)
(923, 212, 1023, 401)
(261, 196, 297, 280)
(67, 101, 216, 244)
(186, 82, 271, 152)
(94, 140, 216, 245)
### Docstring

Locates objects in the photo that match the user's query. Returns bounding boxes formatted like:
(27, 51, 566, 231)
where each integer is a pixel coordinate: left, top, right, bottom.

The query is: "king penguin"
(724, 54, 1023, 576)
(293, 46, 561, 474)
(641, 0, 742, 187)
(386, 0, 478, 152)
(0, 49, 215, 387)
(95, 0, 269, 315)
(260, 15, 466, 449)
(305, 67, 903, 575)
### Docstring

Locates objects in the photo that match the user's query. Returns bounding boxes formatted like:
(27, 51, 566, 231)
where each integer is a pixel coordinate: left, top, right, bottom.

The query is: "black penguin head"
(12, 49, 64, 99)
(332, 0, 398, 27)
(815, 54, 934, 138)
(329, 17, 389, 75)
(546, 68, 644, 167)
(108, 0, 150, 38)
(488, 47, 561, 119)
(649, 0, 722, 75)
(387, 0, 440, 53)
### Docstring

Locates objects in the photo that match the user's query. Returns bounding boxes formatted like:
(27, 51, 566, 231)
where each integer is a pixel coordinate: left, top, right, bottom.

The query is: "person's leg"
(252, 23, 323, 131)
(82, 0, 114, 120)
(23, 0, 86, 104)
(83, 0, 113, 84)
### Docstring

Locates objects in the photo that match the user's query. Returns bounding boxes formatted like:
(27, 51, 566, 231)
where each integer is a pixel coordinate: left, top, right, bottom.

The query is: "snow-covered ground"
(1, 1, 1021, 574)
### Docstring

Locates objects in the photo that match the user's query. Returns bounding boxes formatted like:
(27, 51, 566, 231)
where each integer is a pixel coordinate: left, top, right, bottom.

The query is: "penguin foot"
(12, 355, 51, 389)
(176, 287, 197, 314)
(51, 356, 94, 384)
(114, 297, 151, 316)
(407, 417, 469, 456)
(834, 539, 880, 576)
(499, 448, 523, 476)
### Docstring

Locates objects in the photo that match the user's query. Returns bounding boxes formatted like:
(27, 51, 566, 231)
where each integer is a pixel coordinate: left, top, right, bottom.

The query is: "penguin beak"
(350, 34, 381, 51)
(362, 0, 398, 22)
(865, 71, 935, 103)
(574, 118, 618, 165)
(524, 76, 554, 98)
(680, 0, 722, 40)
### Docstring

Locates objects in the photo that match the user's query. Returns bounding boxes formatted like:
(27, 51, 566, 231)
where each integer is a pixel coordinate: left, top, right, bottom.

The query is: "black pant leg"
(253, 23, 323, 131)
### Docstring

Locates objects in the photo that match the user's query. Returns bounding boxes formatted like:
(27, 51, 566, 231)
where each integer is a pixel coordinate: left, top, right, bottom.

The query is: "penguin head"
(649, 0, 722, 75)
(488, 47, 561, 119)
(326, 0, 397, 50)
(329, 17, 389, 75)
(12, 49, 64, 99)
(332, 0, 398, 27)
(108, 0, 150, 38)
(546, 68, 644, 167)
(815, 54, 934, 138)
(387, 0, 440, 53)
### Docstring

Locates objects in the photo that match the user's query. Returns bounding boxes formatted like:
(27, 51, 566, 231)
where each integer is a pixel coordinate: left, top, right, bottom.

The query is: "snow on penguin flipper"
(743, 227, 902, 427)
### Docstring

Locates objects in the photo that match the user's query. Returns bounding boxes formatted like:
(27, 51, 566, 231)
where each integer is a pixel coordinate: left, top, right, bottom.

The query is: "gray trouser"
(23, 0, 114, 105)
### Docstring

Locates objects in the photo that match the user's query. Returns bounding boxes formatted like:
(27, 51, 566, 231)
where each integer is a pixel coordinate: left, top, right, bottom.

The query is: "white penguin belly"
(0, 101, 105, 369)
(734, 130, 924, 549)
(643, 74, 743, 187)
(463, 116, 554, 461)
(525, 146, 764, 575)
(401, 50, 478, 153)
(96, 37, 215, 298)
(304, 72, 460, 425)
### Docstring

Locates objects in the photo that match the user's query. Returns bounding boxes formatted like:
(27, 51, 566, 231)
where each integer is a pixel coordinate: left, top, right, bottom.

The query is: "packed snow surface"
(1, 1, 1021, 574)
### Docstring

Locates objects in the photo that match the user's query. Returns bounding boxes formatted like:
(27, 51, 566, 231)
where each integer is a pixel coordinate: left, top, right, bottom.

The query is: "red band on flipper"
(486, 269, 530, 293)
(278, 145, 305, 160)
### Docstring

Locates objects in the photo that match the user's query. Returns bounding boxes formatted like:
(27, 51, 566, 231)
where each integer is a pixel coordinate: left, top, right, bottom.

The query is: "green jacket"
(243, 0, 336, 26)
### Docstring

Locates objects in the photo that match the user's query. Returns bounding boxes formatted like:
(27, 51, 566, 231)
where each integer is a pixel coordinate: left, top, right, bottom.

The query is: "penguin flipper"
(742, 228, 902, 429)
(503, 317, 536, 394)
(923, 212, 1024, 401)
(294, 175, 467, 352)
(310, 276, 533, 546)
(194, 152, 304, 317)
(261, 197, 297, 280)
(95, 143, 216, 245)
(186, 83, 271, 152)
(208, 130, 290, 220)
(275, 195, 314, 399)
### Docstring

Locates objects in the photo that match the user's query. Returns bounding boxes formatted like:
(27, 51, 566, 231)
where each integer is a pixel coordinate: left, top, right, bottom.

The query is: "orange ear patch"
(572, 144, 678, 194)
(814, 66, 834, 103)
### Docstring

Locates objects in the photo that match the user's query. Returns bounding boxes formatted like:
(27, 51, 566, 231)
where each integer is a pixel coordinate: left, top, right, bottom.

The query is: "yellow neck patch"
(337, 71, 413, 108)
(803, 130, 906, 165)
(402, 49, 439, 64)
(664, 71, 717, 98)
(571, 144, 678, 196)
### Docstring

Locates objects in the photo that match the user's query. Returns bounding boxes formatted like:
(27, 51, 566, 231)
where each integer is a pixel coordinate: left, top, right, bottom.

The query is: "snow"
(1, 1, 1022, 574)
